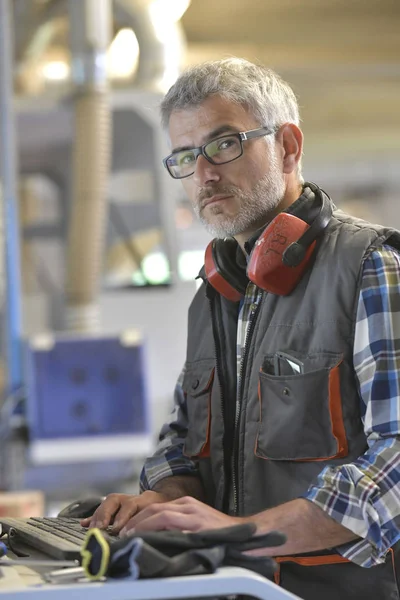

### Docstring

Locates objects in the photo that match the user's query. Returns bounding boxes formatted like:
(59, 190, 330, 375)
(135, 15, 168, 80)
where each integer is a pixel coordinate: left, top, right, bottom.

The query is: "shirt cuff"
(140, 450, 198, 492)
(303, 462, 400, 567)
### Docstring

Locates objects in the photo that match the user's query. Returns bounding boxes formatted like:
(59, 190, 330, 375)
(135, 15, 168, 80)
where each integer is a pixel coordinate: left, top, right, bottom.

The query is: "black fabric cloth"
(82, 522, 285, 580)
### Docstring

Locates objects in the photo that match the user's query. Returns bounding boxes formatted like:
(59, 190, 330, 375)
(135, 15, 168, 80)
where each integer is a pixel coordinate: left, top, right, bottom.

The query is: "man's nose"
(193, 155, 221, 186)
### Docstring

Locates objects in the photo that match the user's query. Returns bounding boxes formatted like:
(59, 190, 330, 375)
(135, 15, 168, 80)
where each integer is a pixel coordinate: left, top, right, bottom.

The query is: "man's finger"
(110, 501, 141, 533)
(122, 510, 200, 535)
(126, 500, 195, 530)
(167, 496, 199, 506)
(87, 495, 123, 529)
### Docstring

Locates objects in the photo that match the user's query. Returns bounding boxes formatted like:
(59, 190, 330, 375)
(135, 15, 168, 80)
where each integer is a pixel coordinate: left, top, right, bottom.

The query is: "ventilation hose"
(65, 89, 111, 331)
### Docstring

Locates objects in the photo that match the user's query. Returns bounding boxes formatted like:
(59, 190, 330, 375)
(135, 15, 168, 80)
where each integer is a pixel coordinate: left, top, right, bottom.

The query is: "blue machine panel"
(25, 333, 149, 441)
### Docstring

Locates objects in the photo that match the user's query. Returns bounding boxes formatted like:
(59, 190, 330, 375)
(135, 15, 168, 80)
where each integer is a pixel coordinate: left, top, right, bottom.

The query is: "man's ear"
(276, 123, 303, 175)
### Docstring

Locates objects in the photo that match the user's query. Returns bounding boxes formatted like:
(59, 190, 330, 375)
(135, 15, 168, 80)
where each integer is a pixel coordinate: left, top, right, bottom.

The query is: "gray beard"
(194, 156, 286, 239)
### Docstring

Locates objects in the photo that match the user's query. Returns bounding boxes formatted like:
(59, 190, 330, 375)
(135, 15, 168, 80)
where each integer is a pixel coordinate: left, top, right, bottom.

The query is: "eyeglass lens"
(167, 134, 242, 178)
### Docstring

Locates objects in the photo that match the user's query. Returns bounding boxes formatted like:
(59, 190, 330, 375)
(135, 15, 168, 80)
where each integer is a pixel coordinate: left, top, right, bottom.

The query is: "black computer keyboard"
(0, 516, 117, 561)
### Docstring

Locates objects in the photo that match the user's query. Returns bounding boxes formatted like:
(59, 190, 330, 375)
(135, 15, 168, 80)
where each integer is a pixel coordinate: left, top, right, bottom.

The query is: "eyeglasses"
(163, 126, 276, 179)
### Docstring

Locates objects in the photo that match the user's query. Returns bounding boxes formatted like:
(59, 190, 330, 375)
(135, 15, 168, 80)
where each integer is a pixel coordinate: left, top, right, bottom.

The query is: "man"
(82, 59, 400, 599)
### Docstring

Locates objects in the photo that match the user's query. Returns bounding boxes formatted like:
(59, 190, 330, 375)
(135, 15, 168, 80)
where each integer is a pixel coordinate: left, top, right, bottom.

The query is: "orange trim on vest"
(328, 360, 348, 458)
(389, 548, 397, 585)
(275, 554, 351, 566)
(290, 361, 348, 462)
(273, 553, 351, 586)
(198, 369, 215, 459)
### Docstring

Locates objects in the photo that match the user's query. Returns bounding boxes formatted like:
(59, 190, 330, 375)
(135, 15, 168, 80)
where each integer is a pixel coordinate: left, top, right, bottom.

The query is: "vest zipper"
(233, 293, 263, 515)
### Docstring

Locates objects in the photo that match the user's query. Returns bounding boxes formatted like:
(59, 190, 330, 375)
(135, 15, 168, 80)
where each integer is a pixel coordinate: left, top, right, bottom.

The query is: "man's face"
(168, 95, 286, 238)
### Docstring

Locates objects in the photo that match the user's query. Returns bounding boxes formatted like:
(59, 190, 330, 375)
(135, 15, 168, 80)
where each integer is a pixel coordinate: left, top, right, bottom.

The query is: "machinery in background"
(0, 0, 180, 497)
(4, 87, 177, 495)
(26, 332, 150, 464)
(0, 330, 152, 494)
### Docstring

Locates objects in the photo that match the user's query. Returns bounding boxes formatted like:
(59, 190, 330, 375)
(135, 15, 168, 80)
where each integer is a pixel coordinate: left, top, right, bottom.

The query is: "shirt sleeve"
(140, 364, 199, 492)
(304, 245, 400, 567)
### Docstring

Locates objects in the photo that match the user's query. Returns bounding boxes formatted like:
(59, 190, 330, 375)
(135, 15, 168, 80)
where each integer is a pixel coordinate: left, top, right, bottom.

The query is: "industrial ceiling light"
(149, 0, 191, 24)
(148, 0, 191, 91)
(108, 27, 140, 79)
(41, 59, 70, 81)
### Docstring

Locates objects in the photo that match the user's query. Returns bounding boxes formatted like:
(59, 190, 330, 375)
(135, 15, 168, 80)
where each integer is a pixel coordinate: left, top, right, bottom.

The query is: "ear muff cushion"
(205, 239, 248, 301)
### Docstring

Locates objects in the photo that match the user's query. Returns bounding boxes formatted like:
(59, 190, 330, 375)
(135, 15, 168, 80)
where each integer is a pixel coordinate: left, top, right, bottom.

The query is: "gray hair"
(160, 58, 301, 132)
(160, 58, 303, 179)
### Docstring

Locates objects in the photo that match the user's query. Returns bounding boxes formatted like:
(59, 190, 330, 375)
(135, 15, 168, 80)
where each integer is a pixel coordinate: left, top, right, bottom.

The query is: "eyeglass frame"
(162, 126, 277, 179)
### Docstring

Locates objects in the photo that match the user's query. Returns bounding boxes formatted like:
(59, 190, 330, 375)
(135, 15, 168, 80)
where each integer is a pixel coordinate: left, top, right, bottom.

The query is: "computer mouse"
(57, 496, 104, 519)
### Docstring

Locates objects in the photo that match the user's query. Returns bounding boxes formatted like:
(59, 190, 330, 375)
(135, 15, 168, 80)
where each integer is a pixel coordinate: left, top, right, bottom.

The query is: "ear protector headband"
(204, 182, 333, 300)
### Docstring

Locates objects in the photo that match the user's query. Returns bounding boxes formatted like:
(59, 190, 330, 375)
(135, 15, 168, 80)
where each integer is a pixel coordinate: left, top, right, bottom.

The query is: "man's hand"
(116, 496, 359, 560)
(120, 496, 241, 536)
(80, 490, 167, 533)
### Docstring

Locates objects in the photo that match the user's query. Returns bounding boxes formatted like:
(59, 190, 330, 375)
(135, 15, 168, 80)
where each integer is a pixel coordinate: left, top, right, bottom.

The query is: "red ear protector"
(204, 182, 333, 300)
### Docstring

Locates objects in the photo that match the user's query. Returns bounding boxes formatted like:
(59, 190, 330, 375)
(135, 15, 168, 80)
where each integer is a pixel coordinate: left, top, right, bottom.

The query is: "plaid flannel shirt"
(140, 244, 400, 568)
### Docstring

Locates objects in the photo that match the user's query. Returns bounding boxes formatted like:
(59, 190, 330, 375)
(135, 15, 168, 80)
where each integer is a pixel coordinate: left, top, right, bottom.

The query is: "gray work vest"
(181, 197, 400, 600)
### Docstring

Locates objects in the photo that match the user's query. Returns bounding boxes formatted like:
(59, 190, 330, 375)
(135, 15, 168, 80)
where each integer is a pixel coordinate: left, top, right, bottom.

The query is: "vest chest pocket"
(256, 352, 348, 461)
(182, 362, 215, 458)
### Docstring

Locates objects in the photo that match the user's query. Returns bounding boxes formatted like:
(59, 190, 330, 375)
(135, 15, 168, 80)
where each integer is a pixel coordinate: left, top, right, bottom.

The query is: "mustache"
(197, 185, 238, 205)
